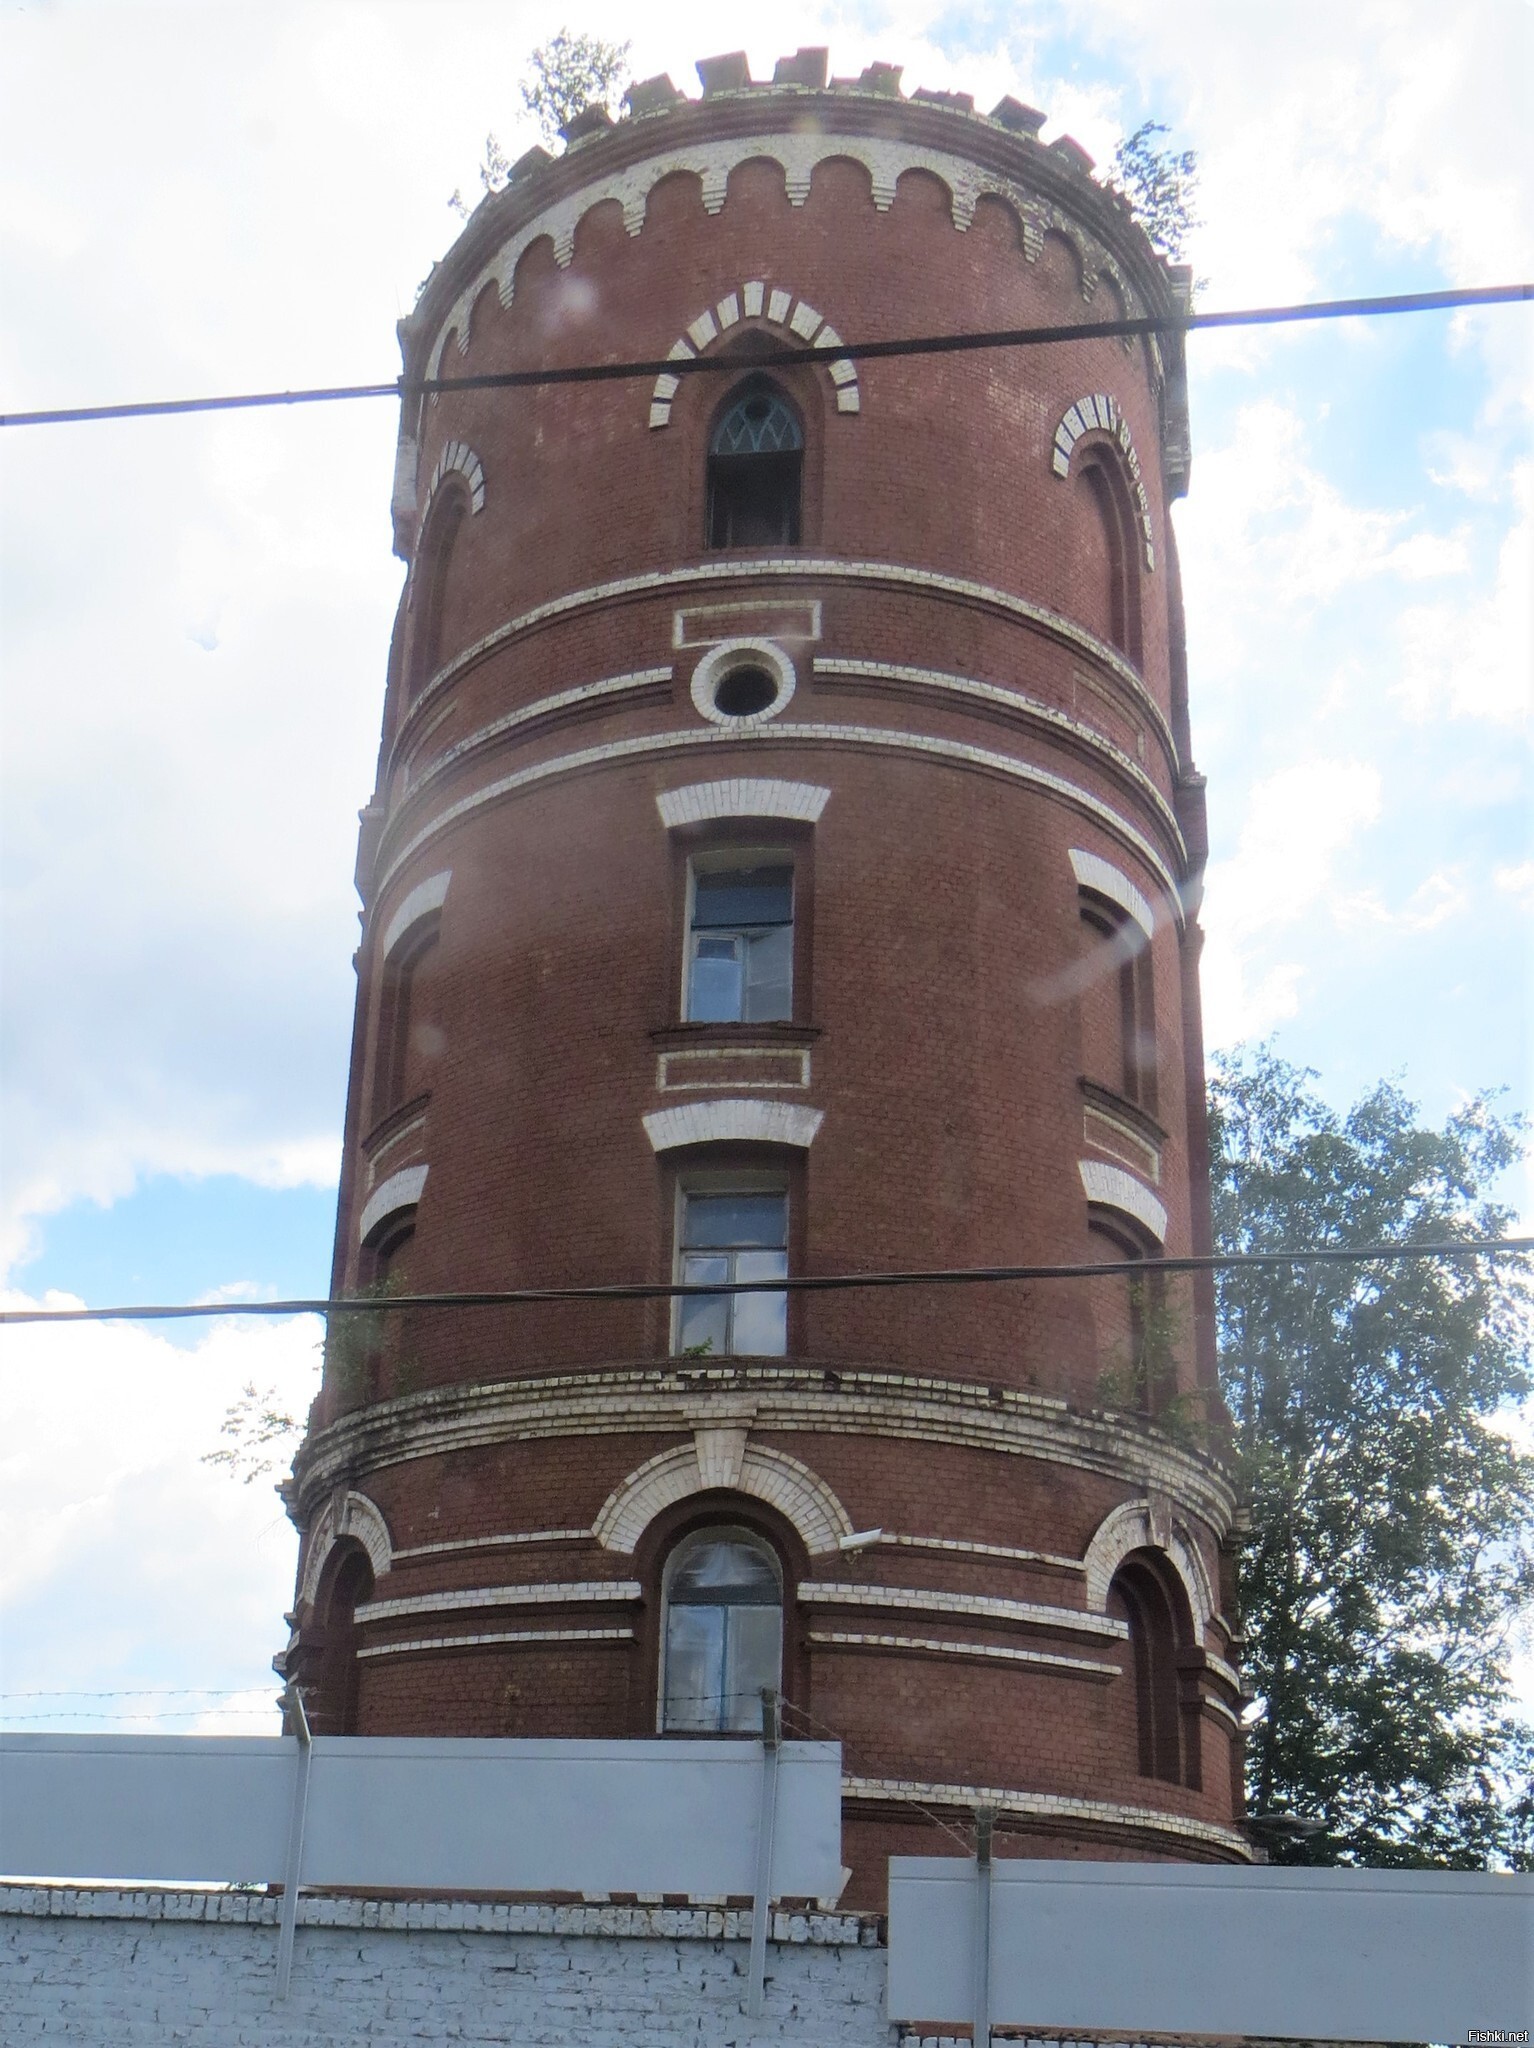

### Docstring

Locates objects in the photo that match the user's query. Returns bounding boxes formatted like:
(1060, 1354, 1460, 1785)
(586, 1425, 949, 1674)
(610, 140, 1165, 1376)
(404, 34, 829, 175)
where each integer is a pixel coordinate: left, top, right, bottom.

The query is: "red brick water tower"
(280, 49, 1248, 1897)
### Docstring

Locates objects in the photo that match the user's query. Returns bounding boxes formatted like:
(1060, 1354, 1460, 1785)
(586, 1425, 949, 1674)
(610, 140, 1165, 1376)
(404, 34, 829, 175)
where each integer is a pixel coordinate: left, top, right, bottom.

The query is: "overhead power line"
(2, 1236, 1528, 1327)
(1, 284, 1527, 430)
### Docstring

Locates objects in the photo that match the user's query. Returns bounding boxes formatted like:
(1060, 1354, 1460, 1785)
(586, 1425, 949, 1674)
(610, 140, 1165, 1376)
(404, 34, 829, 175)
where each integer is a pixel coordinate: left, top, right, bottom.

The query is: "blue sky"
(2, 0, 1530, 1731)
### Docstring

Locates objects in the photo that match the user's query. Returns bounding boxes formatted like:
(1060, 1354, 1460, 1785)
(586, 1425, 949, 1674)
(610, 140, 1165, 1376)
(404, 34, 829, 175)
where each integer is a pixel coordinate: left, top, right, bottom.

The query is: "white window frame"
(658, 1524, 784, 1735)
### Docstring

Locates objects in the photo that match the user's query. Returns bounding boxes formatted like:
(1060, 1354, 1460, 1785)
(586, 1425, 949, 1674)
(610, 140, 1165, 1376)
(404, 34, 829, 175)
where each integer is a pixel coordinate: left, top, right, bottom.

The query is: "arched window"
(1110, 1554, 1191, 1786)
(370, 921, 440, 1128)
(407, 489, 468, 699)
(660, 1527, 782, 1732)
(309, 1543, 374, 1736)
(707, 382, 803, 549)
(1077, 454, 1143, 666)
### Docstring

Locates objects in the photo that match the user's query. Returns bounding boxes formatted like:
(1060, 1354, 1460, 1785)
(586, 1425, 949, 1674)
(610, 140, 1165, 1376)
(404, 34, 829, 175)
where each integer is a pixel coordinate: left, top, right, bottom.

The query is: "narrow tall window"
(707, 383, 803, 548)
(409, 493, 467, 699)
(1079, 899, 1156, 1113)
(1112, 1557, 1185, 1784)
(687, 862, 793, 1022)
(661, 1529, 783, 1732)
(676, 1188, 788, 1357)
(371, 925, 438, 1126)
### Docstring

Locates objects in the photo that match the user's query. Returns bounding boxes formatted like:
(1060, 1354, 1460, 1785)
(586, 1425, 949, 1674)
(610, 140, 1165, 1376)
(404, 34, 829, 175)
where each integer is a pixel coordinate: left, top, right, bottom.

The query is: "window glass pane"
(664, 1604, 724, 1731)
(688, 934, 742, 1022)
(693, 867, 793, 929)
(722, 1605, 783, 1730)
(677, 1252, 730, 1355)
(743, 923, 793, 1021)
(682, 1193, 787, 1250)
(669, 1537, 780, 1604)
(711, 393, 803, 457)
(728, 1251, 788, 1356)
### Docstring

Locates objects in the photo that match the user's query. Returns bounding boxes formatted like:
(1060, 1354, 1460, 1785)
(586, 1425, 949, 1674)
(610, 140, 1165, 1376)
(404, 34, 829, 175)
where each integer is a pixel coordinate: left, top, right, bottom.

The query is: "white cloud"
(1395, 460, 1534, 725)
(1201, 760, 1382, 1041)
(0, 1300, 317, 1731)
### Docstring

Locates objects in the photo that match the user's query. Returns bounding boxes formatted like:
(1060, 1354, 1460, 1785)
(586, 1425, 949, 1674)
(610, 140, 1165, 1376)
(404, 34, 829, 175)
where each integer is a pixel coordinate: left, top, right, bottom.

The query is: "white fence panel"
(0, 1733, 844, 1901)
(887, 1857, 1533, 2045)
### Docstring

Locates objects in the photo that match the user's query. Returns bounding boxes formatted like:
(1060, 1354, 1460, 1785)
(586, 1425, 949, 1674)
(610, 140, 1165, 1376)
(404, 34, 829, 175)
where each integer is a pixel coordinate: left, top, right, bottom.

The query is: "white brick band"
(1078, 1158, 1167, 1243)
(642, 1099, 824, 1151)
(357, 1164, 428, 1246)
(357, 1579, 642, 1624)
(842, 1775, 1253, 1857)
(798, 1582, 1128, 1640)
(391, 1528, 590, 1562)
(357, 1626, 633, 1661)
(809, 1631, 1119, 1678)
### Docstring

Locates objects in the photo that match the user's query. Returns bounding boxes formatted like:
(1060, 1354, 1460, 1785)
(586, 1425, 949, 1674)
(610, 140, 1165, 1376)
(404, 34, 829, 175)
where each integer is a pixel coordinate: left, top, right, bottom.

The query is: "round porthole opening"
(713, 666, 779, 718)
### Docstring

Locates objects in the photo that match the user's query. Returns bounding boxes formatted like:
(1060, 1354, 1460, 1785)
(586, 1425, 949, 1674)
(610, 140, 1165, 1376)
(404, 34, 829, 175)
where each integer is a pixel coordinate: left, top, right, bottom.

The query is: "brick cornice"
(290, 1362, 1237, 1535)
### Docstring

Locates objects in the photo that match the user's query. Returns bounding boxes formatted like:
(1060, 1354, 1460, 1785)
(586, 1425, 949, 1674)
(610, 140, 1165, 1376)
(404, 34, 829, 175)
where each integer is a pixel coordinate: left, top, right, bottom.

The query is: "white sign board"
(888, 1856, 1533, 2045)
(0, 1733, 844, 1901)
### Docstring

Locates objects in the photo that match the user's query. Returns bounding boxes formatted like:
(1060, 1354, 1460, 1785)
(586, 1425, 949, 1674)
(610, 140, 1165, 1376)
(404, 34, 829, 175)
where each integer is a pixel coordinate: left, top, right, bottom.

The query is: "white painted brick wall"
(1, 1888, 888, 2048)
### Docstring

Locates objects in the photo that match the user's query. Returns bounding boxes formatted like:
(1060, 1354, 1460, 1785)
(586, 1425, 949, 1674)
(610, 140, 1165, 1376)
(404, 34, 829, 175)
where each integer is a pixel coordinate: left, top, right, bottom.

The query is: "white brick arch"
(647, 280, 859, 428)
(594, 1442, 853, 1556)
(420, 439, 486, 525)
(300, 1489, 394, 1605)
(1083, 1497, 1213, 1633)
(643, 1100, 823, 1151)
(1079, 1158, 1166, 1244)
(1050, 392, 1155, 570)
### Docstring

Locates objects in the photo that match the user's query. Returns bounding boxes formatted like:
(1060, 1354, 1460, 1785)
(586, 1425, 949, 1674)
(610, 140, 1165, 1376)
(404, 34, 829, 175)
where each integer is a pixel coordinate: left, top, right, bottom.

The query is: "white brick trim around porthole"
(1069, 847, 1155, 938)
(379, 870, 451, 960)
(357, 1164, 429, 1245)
(1079, 1158, 1166, 1242)
(656, 778, 831, 827)
(642, 1099, 824, 1152)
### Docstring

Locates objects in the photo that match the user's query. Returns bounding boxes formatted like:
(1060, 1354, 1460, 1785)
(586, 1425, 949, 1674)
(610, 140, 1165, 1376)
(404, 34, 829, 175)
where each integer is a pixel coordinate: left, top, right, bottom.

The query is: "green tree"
(1110, 119, 1200, 261)
(520, 27, 631, 146)
(1211, 1048, 1534, 1866)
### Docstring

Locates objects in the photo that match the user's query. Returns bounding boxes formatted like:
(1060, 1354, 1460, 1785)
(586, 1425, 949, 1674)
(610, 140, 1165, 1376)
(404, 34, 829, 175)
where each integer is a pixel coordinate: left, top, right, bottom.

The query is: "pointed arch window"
(661, 1527, 783, 1732)
(707, 383, 803, 549)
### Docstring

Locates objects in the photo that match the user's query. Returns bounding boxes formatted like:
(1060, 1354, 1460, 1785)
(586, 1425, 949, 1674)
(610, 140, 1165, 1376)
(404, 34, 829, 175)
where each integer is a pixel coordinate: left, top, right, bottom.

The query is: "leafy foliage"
(1211, 1048, 1534, 1866)
(449, 29, 631, 219)
(1109, 120, 1200, 262)
(520, 27, 631, 146)
(203, 1381, 302, 1486)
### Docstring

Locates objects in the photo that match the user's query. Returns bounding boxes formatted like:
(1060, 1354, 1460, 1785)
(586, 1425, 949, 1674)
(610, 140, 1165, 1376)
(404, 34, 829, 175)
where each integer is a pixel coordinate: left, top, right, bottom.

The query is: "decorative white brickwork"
(1077, 1157, 1167, 1243)
(392, 1527, 589, 1562)
(295, 1362, 1238, 1540)
(1082, 1497, 1216, 1634)
(595, 1441, 853, 1556)
(298, 1490, 393, 1604)
(656, 777, 831, 827)
(356, 1163, 428, 1246)
(690, 638, 797, 725)
(357, 1625, 634, 1662)
(378, 869, 451, 959)
(798, 1582, 1128, 1641)
(641, 1099, 825, 1151)
(885, 1532, 1083, 1572)
(420, 439, 487, 523)
(808, 1631, 1119, 1679)
(356, 1580, 642, 1625)
(842, 1775, 1252, 1857)
(1069, 845, 1155, 937)
(401, 669, 671, 797)
(657, 1046, 811, 1092)
(648, 281, 860, 427)
(1050, 392, 1156, 569)
(410, 557, 1162, 737)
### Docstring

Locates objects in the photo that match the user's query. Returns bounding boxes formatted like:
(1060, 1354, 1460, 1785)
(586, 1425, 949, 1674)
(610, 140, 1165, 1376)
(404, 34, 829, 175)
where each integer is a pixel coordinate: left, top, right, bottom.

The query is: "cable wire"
(2, 1235, 1527, 1327)
(2, 284, 1527, 429)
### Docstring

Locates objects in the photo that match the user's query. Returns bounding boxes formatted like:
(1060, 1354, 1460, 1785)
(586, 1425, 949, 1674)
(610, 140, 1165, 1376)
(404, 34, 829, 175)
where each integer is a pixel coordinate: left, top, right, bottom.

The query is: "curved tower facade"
(282, 51, 1248, 1894)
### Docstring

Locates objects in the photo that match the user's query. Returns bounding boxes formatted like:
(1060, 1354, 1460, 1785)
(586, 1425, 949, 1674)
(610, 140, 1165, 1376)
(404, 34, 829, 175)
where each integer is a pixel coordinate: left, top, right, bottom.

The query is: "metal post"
(275, 1685, 313, 2001)
(746, 1686, 782, 2020)
(972, 1805, 995, 2048)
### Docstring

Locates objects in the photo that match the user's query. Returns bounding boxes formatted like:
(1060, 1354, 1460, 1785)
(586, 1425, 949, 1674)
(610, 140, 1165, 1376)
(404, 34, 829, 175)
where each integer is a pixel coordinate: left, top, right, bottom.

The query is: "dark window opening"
(713, 665, 779, 717)
(1113, 1556, 1185, 1784)
(1080, 898, 1156, 1113)
(371, 926, 439, 1126)
(311, 1545, 374, 1736)
(707, 384, 803, 549)
(409, 494, 466, 699)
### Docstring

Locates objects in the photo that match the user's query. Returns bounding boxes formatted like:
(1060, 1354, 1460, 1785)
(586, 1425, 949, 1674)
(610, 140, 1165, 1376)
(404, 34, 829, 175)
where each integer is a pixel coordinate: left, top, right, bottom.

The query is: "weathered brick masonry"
(279, 50, 1246, 1900)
